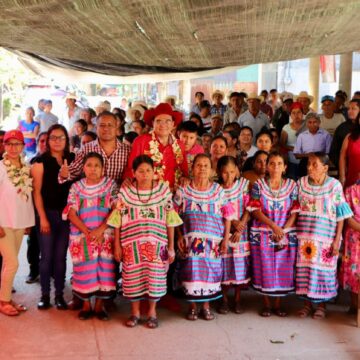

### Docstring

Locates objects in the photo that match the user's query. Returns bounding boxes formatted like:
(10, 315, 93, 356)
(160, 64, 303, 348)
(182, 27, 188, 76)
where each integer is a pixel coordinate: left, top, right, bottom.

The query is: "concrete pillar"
(309, 57, 320, 112)
(339, 52, 353, 97)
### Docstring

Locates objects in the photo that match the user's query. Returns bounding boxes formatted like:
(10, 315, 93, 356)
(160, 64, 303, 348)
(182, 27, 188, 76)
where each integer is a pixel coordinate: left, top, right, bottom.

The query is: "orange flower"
(301, 240, 317, 260)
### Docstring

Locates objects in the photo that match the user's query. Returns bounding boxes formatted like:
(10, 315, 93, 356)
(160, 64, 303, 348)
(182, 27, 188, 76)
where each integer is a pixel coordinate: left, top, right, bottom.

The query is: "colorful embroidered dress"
(248, 178, 299, 295)
(174, 183, 234, 301)
(222, 178, 251, 286)
(114, 181, 181, 300)
(63, 177, 118, 300)
(296, 176, 352, 302)
(339, 181, 360, 293)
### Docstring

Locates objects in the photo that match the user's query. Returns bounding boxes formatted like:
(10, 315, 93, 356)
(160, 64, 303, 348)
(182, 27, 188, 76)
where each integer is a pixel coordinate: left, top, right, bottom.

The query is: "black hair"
(223, 129, 239, 143)
(309, 152, 330, 166)
(192, 153, 211, 168)
(267, 150, 288, 166)
(46, 124, 70, 155)
(0, 130, 5, 136)
(189, 113, 204, 133)
(115, 112, 126, 124)
(223, 122, 241, 133)
(83, 152, 104, 167)
(256, 129, 273, 143)
(217, 155, 238, 183)
(195, 91, 204, 97)
(26, 106, 35, 117)
(239, 126, 254, 137)
(82, 131, 97, 141)
(132, 120, 146, 129)
(252, 150, 269, 169)
(270, 89, 277, 93)
(210, 135, 228, 148)
(132, 154, 154, 171)
(36, 131, 48, 143)
(199, 100, 211, 109)
(261, 90, 268, 95)
(229, 92, 240, 99)
(349, 99, 360, 141)
(178, 120, 199, 134)
(75, 119, 88, 132)
(124, 131, 138, 144)
(97, 111, 117, 123)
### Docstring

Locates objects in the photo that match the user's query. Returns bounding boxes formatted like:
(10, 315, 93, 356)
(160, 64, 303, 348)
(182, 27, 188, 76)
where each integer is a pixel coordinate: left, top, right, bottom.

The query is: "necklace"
(136, 181, 154, 203)
(267, 177, 283, 198)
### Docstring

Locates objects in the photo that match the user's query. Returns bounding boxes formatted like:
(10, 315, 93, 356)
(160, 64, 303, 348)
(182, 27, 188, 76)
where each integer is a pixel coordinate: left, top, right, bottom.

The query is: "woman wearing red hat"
(0, 130, 34, 316)
(280, 102, 306, 180)
(124, 103, 188, 190)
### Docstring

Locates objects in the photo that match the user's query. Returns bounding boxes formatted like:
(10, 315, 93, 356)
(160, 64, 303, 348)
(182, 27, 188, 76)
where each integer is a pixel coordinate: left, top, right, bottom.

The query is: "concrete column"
(339, 52, 353, 97)
(309, 57, 320, 112)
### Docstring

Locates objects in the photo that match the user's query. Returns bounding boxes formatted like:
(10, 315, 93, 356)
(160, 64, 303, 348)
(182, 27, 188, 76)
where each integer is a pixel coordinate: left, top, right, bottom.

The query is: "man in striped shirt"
(59, 111, 130, 184)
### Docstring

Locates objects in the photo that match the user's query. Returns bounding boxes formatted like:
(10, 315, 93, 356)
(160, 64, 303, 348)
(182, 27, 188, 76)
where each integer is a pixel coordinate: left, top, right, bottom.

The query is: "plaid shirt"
(58, 139, 130, 184)
(210, 104, 227, 116)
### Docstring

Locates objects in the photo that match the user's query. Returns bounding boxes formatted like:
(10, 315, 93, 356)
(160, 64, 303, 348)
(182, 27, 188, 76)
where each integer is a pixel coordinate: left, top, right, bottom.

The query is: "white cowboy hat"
(132, 100, 147, 109)
(246, 92, 264, 102)
(127, 104, 145, 121)
(211, 89, 225, 100)
(279, 91, 294, 102)
(295, 91, 314, 104)
(65, 93, 77, 101)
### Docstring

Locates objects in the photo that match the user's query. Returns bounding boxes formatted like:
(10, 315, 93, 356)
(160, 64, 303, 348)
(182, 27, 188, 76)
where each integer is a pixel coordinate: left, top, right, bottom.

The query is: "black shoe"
(55, 296, 68, 310)
(38, 295, 51, 310)
(78, 310, 93, 320)
(67, 296, 83, 311)
(95, 310, 109, 321)
(26, 273, 39, 284)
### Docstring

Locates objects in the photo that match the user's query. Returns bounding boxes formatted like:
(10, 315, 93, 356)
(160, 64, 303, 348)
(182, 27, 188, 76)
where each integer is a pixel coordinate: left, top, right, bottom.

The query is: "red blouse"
(124, 133, 189, 189)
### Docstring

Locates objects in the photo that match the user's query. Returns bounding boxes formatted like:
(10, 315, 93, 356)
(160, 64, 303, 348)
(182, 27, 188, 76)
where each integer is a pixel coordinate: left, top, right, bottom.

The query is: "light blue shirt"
(293, 128, 332, 155)
(238, 110, 270, 142)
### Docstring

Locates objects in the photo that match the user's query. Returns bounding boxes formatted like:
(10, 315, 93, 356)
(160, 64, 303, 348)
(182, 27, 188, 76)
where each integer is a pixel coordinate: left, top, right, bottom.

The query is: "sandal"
(146, 316, 159, 329)
(298, 305, 312, 318)
(273, 308, 287, 317)
(313, 306, 326, 320)
(95, 310, 109, 321)
(126, 315, 140, 328)
(234, 302, 245, 314)
(260, 307, 272, 317)
(218, 301, 230, 315)
(0, 301, 20, 316)
(78, 310, 93, 320)
(10, 301, 27, 312)
(201, 308, 215, 321)
(186, 308, 198, 321)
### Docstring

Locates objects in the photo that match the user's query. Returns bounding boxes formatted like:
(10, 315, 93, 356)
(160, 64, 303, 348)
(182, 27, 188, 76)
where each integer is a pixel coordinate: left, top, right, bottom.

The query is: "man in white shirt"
(319, 95, 345, 136)
(60, 93, 82, 134)
(223, 92, 246, 125)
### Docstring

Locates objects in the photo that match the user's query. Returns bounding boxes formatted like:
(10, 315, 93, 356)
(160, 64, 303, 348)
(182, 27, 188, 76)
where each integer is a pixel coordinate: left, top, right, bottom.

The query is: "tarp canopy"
(1, 0, 360, 79)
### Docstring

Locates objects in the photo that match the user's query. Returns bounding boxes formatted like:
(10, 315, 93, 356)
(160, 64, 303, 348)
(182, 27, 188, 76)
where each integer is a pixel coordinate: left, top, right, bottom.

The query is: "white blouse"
(0, 161, 35, 229)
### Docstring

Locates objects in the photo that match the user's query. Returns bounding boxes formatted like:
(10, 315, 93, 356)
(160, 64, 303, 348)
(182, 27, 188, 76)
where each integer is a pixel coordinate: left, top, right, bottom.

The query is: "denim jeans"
(38, 209, 69, 297)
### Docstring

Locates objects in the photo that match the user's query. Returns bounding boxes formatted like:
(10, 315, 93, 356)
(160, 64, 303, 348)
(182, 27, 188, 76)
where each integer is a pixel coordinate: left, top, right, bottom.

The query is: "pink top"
(346, 137, 360, 188)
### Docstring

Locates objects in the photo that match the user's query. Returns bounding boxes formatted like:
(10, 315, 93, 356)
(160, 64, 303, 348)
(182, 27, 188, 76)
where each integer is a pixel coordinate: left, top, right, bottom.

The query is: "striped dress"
(117, 181, 181, 301)
(296, 176, 353, 302)
(64, 177, 118, 300)
(248, 178, 299, 296)
(174, 183, 234, 302)
(222, 178, 251, 286)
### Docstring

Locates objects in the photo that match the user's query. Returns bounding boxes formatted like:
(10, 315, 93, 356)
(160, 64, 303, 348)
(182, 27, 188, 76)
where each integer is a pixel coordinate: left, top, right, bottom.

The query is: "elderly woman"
(296, 153, 352, 319)
(0, 130, 34, 316)
(124, 103, 188, 190)
(294, 113, 332, 178)
(280, 102, 306, 180)
(175, 154, 232, 321)
(248, 151, 299, 317)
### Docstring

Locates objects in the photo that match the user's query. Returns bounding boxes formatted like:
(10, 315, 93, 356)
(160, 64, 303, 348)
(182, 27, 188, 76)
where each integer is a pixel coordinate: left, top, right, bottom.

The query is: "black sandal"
(126, 315, 140, 327)
(146, 316, 159, 329)
(95, 310, 109, 321)
(186, 308, 198, 321)
(78, 310, 93, 320)
(218, 301, 229, 315)
(273, 308, 287, 317)
(260, 307, 272, 317)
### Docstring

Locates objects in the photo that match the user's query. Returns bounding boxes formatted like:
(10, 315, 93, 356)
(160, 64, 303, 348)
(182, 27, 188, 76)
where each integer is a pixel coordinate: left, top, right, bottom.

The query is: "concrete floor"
(1, 241, 360, 360)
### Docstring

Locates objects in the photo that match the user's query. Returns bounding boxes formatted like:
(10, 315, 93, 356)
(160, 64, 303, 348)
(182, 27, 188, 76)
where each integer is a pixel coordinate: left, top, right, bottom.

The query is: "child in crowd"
(112, 155, 181, 329)
(63, 152, 118, 321)
(217, 156, 250, 314)
(71, 119, 88, 152)
(175, 154, 233, 321)
(123, 131, 138, 148)
(80, 131, 97, 148)
(178, 121, 204, 173)
(201, 133, 213, 154)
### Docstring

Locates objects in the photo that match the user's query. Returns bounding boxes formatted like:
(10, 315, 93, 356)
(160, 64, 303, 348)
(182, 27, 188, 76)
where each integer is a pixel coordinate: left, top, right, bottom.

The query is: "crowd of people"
(0, 87, 360, 329)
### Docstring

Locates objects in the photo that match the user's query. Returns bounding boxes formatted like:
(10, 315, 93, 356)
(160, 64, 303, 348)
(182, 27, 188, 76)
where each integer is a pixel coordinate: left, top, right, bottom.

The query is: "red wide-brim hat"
(143, 103, 183, 127)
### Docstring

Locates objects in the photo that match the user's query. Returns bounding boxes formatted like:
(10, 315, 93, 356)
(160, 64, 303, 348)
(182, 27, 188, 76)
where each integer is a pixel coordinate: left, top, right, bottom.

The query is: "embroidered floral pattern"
(139, 208, 156, 219)
(140, 242, 157, 262)
(123, 245, 134, 265)
(301, 240, 317, 260)
(191, 238, 205, 255)
(321, 247, 333, 264)
(3, 153, 32, 201)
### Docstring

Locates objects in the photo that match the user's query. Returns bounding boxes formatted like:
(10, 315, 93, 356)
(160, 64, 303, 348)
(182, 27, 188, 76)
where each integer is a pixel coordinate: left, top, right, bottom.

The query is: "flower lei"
(146, 132, 184, 186)
(2, 153, 33, 201)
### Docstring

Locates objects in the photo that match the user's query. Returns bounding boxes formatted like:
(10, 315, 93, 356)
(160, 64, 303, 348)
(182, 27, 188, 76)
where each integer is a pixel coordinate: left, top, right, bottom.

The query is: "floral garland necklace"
(147, 131, 184, 185)
(2, 153, 33, 201)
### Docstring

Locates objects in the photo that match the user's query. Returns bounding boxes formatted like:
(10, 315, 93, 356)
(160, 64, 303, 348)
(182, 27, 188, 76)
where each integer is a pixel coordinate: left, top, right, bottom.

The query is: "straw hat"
(127, 104, 146, 121)
(246, 92, 264, 102)
(279, 92, 294, 103)
(295, 91, 314, 104)
(211, 89, 225, 100)
(65, 93, 77, 101)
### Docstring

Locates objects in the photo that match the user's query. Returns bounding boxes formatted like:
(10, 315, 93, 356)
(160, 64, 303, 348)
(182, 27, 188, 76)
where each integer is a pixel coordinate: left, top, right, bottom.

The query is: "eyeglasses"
(49, 135, 66, 141)
(5, 142, 23, 147)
